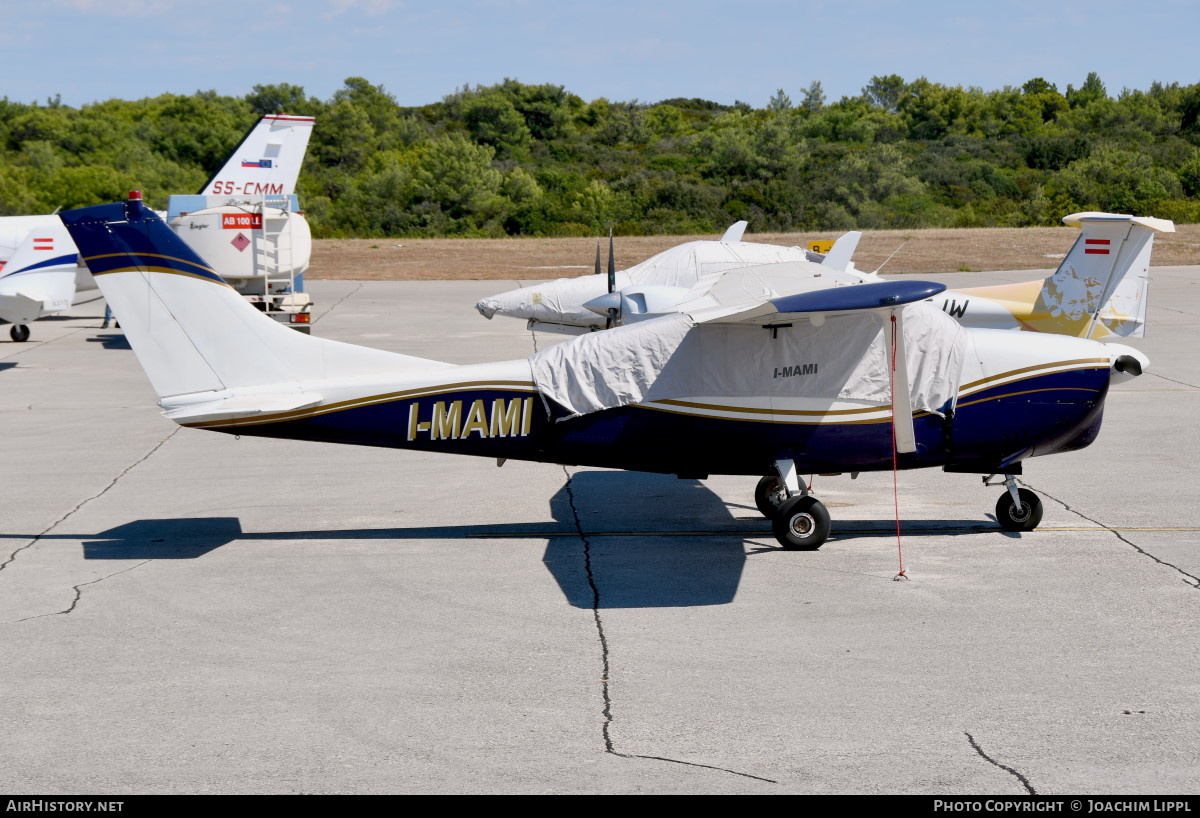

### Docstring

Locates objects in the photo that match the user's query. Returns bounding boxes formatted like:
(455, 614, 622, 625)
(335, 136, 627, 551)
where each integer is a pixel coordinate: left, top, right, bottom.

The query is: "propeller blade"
(607, 229, 619, 328)
(594, 240, 601, 277)
(607, 229, 615, 294)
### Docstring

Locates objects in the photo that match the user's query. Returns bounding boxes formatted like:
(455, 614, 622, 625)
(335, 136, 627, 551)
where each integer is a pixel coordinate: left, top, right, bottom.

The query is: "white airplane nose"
(475, 298, 500, 319)
(1105, 343, 1150, 384)
(582, 291, 620, 317)
(474, 284, 543, 321)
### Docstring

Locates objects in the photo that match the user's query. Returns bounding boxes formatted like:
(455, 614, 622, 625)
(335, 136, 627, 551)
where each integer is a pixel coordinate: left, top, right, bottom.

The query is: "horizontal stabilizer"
(1062, 212, 1174, 233)
(0, 292, 44, 325)
(161, 393, 323, 424)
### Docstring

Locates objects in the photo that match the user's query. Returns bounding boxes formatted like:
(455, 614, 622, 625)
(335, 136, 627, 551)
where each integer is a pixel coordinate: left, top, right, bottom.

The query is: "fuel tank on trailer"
(170, 204, 312, 292)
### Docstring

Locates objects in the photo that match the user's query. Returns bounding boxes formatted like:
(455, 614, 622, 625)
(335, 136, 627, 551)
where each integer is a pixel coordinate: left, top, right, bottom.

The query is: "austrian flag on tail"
(1085, 239, 1111, 254)
(33, 237, 53, 251)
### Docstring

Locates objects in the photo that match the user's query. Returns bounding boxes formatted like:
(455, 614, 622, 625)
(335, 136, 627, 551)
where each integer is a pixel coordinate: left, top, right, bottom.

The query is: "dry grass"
(308, 223, 1200, 281)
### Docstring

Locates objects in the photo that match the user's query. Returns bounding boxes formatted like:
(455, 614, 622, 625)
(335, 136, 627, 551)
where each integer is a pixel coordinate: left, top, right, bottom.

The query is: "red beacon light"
(128, 190, 143, 201)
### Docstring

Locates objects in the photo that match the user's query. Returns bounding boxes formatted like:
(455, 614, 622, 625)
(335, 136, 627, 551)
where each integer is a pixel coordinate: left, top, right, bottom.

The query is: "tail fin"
(1032, 212, 1173, 338)
(198, 114, 315, 198)
(719, 220, 748, 242)
(0, 223, 78, 324)
(821, 230, 862, 273)
(59, 196, 448, 402)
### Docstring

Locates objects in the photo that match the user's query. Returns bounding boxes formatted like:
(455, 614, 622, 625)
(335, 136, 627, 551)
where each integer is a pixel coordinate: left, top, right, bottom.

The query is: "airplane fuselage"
(175, 329, 1113, 479)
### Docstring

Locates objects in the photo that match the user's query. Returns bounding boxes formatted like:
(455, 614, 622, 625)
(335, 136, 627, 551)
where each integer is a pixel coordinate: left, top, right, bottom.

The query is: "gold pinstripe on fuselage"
(182, 359, 1109, 431)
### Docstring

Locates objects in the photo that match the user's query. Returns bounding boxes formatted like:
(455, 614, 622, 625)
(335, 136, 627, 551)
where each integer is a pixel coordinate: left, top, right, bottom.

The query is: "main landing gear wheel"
(10, 324, 30, 342)
(754, 475, 805, 519)
(996, 488, 1043, 532)
(772, 495, 831, 551)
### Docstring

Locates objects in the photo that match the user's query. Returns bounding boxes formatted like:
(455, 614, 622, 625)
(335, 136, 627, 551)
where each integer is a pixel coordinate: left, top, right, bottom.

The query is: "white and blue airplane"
(0, 113, 315, 341)
(0, 224, 79, 341)
(60, 194, 1150, 550)
(476, 213, 1172, 343)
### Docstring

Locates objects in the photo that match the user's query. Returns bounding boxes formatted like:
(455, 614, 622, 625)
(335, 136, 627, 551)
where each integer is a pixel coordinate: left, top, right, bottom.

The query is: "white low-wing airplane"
(476, 213, 1171, 343)
(0, 224, 78, 341)
(0, 114, 315, 342)
(60, 195, 1149, 550)
(475, 223, 870, 334)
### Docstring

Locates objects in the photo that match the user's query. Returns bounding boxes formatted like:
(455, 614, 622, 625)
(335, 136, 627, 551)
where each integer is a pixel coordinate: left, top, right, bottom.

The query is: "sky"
(2, 0, 1197, 109)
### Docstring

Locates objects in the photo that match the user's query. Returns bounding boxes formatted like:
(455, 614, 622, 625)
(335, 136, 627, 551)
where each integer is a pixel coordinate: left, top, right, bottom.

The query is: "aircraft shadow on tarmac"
(542, 471, 748, 608)
(85, 333, 131, 350)
(0, 363, 17, 372)
(63, 471, 1009, 608)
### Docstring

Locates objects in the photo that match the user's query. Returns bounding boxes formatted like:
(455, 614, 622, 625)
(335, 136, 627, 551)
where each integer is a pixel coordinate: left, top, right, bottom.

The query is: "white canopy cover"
(528, 302, 967, 419)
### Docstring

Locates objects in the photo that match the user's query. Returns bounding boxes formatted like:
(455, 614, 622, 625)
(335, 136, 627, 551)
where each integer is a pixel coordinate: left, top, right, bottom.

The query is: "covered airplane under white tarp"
(529, 301, 967, 420)
(476, 238, 833, 329)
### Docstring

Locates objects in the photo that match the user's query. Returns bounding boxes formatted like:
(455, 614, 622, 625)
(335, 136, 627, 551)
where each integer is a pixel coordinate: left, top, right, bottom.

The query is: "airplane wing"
(689, 278, 944, 326)
(530, 278, 963, 454)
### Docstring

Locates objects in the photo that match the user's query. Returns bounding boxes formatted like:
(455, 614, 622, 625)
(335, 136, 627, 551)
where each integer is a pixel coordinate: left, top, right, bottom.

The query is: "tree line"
(1, 73, 1198, 238)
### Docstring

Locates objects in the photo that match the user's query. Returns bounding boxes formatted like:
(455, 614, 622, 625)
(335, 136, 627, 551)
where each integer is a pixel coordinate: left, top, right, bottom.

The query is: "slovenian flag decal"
(240, 159, 273, 168)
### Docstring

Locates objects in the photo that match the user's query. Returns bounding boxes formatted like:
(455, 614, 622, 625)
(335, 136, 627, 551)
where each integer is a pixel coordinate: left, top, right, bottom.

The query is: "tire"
(996, 488, 1043, 532)
(754, 474, 808, 519)
(10, 324, 30, 342)
(754, 476, 787, 518)
(772, 495, 831, 550)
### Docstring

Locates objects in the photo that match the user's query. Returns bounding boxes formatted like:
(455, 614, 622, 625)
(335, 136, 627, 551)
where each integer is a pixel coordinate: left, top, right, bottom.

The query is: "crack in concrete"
(1021, 480, 1200, 591)
(11, 561, 151, 623)
(0, 426, 180, 573)
(1, 333, 70, 360)
(1145, 372, 1200, 390)
(966, 732, 1036, 794)
(314, 282, 364, 323)
(1150, 306, 1200, 317)
(559, 465, 777, 785)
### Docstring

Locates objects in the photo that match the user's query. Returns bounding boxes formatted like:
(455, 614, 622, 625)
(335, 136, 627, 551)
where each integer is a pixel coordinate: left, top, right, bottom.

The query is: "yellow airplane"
(933, 212, 1173, 340)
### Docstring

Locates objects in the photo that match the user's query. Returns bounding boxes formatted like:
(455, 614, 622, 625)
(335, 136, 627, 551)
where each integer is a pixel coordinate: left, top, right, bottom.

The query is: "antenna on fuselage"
(872, 241, 908, 275)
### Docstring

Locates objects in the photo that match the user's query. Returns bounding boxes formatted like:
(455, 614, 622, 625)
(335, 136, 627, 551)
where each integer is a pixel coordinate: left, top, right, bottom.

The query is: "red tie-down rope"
(889, 314, 907, 579)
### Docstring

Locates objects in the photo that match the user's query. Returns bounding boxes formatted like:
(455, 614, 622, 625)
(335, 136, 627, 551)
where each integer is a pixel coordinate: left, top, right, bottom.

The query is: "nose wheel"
(10, 324, 29, 342)
(987, 475, 1043, 532)
(995, 487, 1043, 531)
